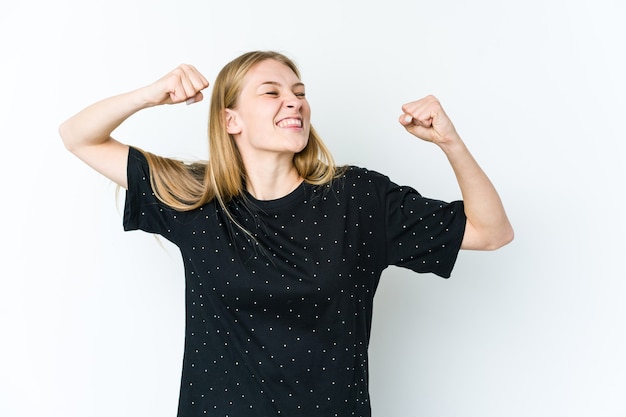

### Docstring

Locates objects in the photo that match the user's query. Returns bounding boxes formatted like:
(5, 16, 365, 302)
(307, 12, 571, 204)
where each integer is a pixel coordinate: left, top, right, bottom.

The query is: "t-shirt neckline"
(243, 181, 307, 211)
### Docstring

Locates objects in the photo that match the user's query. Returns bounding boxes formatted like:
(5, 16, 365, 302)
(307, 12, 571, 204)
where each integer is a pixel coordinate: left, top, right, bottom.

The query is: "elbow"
(463, 221, 514, 251)
(58, 120, 76, 153)
(485, 224, 515, 251)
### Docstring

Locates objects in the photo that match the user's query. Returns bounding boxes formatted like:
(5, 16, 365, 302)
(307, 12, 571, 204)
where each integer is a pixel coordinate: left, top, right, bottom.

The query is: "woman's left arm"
(399, 95, 514, 250)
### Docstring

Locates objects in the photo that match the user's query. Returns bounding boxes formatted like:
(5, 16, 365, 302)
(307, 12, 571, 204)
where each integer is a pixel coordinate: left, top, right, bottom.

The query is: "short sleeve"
(123, 147, 173, 236)
(385, 182, 466, 278)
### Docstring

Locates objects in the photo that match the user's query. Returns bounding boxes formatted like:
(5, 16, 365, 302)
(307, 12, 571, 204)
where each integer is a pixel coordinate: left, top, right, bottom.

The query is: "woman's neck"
(244, 159, 303, 201)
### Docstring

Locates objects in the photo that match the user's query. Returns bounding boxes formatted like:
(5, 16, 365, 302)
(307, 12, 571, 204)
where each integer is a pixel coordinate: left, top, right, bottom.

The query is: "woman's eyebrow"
(258, 81, 305, 88)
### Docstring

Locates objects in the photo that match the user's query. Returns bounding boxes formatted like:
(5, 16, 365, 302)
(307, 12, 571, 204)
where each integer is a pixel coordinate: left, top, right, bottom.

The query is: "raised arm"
(399, 95, 514, 250)
(59, 64, 209, 189)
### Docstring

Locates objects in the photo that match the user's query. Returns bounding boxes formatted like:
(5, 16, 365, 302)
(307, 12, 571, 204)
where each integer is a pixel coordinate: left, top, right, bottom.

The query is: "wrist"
(437, 134, 466, 155)
(128, 85, 163, 109)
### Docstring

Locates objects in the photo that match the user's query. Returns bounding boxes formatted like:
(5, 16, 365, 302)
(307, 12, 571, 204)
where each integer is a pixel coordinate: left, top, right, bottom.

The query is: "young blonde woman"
(60, 50, 513, 417)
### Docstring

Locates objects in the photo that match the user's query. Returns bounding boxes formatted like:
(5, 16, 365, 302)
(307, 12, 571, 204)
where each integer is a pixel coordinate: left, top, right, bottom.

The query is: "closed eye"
(263, 90, 306, 98)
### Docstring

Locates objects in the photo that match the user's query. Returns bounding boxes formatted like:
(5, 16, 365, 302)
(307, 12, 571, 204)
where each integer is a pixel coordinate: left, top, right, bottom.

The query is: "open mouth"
(276, 118, 302, 128)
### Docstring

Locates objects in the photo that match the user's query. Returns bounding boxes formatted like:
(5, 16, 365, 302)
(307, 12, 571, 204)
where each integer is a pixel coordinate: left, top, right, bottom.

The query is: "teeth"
(277, 118, 302, 128)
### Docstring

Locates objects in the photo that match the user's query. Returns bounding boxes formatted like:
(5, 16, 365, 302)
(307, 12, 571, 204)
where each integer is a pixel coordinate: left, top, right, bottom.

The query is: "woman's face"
(226, 59, 311, 160)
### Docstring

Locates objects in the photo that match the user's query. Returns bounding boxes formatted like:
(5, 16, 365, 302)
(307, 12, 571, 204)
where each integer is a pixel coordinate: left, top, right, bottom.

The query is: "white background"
(1, 0, 625, 416)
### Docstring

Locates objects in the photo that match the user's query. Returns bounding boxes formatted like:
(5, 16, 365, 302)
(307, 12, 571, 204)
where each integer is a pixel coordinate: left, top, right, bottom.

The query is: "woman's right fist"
(145, 64, 210, 106)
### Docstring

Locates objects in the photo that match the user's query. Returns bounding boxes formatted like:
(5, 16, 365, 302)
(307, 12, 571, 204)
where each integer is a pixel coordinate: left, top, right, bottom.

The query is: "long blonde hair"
(138, 50, 342, 214)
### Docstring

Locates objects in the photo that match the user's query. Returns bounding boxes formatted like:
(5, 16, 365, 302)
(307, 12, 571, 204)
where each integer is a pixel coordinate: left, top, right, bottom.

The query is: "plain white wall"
(1, 0, 625, 416)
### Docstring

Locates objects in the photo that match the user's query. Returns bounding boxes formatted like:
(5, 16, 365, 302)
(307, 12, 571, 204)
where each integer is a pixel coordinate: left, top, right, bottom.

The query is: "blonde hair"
(138, 50, 342, 215)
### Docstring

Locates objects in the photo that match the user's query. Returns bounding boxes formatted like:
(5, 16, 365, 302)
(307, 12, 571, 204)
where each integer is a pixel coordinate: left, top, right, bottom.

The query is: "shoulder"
(126, 146, 151, 183)
(128, 145, 147, 160)
(324, 165, 394, 202)
(333, 166, 394, 196)
(127, 146, 149, 171)
(339, 165, 391, 184)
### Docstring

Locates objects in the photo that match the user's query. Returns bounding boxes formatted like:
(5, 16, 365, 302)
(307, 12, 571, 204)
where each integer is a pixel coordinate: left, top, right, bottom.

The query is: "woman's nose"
(285, 94, 302, 109)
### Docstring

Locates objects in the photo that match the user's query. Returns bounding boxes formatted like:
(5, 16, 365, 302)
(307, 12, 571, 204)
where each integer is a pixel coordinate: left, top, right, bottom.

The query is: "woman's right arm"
(59, 64, 210, 189)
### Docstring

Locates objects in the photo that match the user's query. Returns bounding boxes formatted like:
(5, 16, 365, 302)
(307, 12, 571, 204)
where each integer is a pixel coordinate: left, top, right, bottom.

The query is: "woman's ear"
(225, 109, 242, 135)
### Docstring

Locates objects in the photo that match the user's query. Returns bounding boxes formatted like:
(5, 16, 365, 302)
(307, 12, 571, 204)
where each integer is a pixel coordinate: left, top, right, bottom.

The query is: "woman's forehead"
(244, 59, 302, 86)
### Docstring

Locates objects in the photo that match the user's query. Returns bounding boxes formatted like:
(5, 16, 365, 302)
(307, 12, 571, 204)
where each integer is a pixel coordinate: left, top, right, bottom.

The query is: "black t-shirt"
(123, 146, 466, 417)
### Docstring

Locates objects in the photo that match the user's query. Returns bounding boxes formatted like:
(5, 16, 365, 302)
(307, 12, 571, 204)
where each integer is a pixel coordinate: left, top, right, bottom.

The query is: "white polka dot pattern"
(123, 147, 466, 416)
